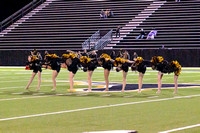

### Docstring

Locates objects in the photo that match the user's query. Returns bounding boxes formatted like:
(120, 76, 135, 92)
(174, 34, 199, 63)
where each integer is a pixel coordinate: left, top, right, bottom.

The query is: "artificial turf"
(0, 67, 200, 133)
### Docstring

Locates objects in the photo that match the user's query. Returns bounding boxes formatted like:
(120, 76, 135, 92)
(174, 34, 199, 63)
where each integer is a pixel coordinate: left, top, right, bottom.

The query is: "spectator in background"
(116, 25, 121, 38)
(82, 49, 88, 57)
(107, 9, 114, 18)
(100, 9, 105, 18)
(109, 9, 114, 17)
(146, 28, 157, 40)
(117, 49, 123, 58)
(123, 50, 130, 60)
(110, 51, 116, 60)
(133, 52, 138, 60)
(136, 28, 146, 39)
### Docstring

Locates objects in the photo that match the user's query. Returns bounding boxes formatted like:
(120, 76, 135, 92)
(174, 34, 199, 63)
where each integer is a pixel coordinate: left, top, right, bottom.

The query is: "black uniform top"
(26, 59, 42, 73)
(136, 61, 150, 74)
(67, 57, 80, 74)
(82, 53, 88, 57)
(45, 55, 61, 73)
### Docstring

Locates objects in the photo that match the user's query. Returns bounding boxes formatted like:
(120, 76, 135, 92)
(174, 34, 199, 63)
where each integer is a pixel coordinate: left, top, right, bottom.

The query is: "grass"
(0, 67, 200, 133)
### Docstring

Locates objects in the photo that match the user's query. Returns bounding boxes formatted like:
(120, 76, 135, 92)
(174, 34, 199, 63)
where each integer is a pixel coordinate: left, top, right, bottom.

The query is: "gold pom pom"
(100, 53, 111, 61)
(135, 57, 143, 66)
(31, 55, 38, 61)
(172, 61, 182, 76)
(62, 53, 77, 59)
(80, 56, 91, 63)
(151, 56, 164, 64)
(114, 57, 127, 66)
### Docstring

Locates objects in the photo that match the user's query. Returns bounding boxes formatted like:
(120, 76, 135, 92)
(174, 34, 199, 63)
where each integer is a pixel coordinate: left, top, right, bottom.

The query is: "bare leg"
(157, 71, 163, 93)
(36, 71, 41, 91)
(121, 71, 127, 92)
(87, 70, 93, 91)
(174, 75, 178, 94)
(52, 70, 58, 90)
(138, 72, 144, 93)
(104, 69, 110, 91)
(25, 72, 36, 90)
(69, 71, 75, 91)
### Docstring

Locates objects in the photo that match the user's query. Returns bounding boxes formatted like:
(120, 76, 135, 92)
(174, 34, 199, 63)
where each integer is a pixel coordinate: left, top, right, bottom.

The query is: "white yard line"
(159, 124, 200, 133)
(0, 94, 200, 121)
(0, 84, 67, 90)
(0, 95, 50, 101)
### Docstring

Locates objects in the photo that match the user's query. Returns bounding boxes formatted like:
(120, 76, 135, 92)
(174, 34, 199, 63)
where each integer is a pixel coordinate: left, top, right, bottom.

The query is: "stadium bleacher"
(0, 0, 200, 50)
(110, 1, 200, 49)
(0, 0, 152, 50)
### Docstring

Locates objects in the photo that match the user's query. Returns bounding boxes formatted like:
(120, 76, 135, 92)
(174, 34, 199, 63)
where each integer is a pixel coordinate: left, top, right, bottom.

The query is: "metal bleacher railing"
(82, 29, 113, 50)
(94, 29, 113, 50)
(0, 0, 45, 32)
(82, 30, 100, 50)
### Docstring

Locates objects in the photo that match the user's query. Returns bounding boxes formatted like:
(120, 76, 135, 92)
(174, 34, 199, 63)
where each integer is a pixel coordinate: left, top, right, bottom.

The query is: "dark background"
(0, 0, 198, 66)
(0, 0, 33, 22)
(0, 49, 199, 66)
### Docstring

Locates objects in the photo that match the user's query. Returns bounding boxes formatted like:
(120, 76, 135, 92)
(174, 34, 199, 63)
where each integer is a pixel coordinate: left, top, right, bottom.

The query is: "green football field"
(0, 67, 200, 133)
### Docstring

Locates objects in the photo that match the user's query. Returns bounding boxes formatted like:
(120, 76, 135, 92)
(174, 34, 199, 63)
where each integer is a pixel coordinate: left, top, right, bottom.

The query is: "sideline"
(0, 95, 50, 101)
(159, 124, 200, 133)
(0, 94, 200, 121)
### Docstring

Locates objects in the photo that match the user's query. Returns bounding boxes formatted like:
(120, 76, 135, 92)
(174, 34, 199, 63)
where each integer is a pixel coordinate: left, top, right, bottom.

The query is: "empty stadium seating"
(0, 0, 152, 50)
(110, 1, 200, 49)
(0, 0, 200, 50)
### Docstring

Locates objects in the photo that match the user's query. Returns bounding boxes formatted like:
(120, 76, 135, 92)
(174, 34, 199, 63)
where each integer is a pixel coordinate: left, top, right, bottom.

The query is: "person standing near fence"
(115, 25, 121, 38)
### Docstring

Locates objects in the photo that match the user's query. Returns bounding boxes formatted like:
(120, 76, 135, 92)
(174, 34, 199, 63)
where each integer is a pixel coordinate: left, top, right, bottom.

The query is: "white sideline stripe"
(0, 95, 50, 101)
(0, 94, 200, 121)
(0, 84, 67, 90)
(159, 124, 200, 133)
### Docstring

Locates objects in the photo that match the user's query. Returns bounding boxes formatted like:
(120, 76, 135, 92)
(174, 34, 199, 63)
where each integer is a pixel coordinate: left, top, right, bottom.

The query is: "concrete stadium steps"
(111, 0, 200, 49)
(1, 0, 200, 50)
(0, 0, 153, 50)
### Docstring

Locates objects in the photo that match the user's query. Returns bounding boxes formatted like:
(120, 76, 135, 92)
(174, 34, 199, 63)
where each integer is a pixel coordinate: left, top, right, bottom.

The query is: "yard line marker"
(158, 124, 200, 133)
(148, 96, 159, 98)
(0, 94, 200, 121)
(0, 95, 50, 101)
(0, 84, 67, 90)
(12, 92, 24, 95)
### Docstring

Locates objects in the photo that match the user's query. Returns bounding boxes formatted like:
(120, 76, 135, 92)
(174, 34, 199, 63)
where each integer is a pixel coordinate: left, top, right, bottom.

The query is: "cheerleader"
(131, 57, 149, 93)
(79, 50, 98, 92)
(114, 57, 133, 92)
(98, 53, 114, 91)
(62, 51, 80, 92)
(25, 54, 42, 91)
(44, 52, 61, 91)
(151, 56, 181, 94)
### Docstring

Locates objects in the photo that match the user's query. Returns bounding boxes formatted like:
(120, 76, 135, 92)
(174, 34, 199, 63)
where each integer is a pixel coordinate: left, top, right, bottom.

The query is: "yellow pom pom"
(135, 57, 143, 65)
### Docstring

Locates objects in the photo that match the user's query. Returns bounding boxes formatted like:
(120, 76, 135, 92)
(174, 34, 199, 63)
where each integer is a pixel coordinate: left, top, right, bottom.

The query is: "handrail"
(94, 29, 113, 50)
(0, 0, 45, 32)
(82, 30, 100, 50)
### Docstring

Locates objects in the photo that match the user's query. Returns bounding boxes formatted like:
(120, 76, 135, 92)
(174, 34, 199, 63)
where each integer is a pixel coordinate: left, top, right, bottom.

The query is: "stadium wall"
(0, 49, 198, 67)
(0, 0, 33, 22)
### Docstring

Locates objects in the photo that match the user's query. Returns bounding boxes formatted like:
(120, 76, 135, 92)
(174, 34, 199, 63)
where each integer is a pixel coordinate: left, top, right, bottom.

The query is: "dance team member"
(131, 57, 149, 93)
(44, 52, 61, 91)
(25, 54, 42, 91)
(151, 56, 181, 94)
(79, 50, 98, 92)
(98, 53, 114, 91)
(62, 51, 80, 92)
(114, 57, 133, 92)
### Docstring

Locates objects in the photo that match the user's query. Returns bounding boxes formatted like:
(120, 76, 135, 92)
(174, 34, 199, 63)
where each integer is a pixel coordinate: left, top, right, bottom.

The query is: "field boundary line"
(0, 94, 200, 121)
(0, 83, 67, 90)
(158, 124, 200, 133)
(0, 95, 50, 101)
